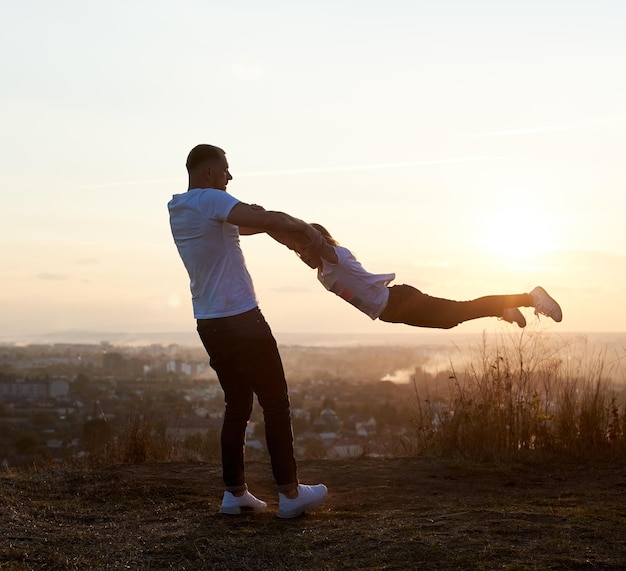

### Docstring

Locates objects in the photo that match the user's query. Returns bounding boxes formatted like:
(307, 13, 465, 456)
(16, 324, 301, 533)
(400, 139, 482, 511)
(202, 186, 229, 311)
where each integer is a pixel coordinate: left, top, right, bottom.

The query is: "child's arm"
(262, 229, 299, 250)
(234, 203, 337, 266)
(267, 230, 338, 268)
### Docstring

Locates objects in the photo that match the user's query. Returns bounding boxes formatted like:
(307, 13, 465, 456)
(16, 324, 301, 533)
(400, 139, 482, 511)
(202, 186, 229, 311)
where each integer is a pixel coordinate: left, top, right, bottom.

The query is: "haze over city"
(2, 1, 626, 343)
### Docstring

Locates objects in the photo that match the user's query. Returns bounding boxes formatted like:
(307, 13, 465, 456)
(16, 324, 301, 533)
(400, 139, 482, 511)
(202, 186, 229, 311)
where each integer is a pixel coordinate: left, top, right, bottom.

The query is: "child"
(279, 223, 562, 329)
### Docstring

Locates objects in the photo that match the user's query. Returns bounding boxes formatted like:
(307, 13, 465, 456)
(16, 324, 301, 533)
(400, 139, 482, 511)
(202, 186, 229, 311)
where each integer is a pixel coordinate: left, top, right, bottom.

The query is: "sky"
(2, 0, 626, 344)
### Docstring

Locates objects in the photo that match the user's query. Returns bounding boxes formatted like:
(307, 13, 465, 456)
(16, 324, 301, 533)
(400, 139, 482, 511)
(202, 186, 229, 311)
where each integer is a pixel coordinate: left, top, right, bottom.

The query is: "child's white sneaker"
(219, 490, 267, 514)
(530, 286, 562, 322)
(501, 308, 526, 328)
(277, 484, 328, 518)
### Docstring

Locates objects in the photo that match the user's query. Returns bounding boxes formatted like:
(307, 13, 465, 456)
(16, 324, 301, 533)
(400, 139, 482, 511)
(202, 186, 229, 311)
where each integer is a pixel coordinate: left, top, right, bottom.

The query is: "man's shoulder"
(171, 188, 239, 208)
(197, 188, 239, 203)
(187, 187, 236, 197)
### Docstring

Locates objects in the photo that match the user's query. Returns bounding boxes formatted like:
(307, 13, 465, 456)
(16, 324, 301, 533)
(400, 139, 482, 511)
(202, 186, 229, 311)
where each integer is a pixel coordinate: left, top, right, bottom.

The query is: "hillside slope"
(1, 457, 625, 570)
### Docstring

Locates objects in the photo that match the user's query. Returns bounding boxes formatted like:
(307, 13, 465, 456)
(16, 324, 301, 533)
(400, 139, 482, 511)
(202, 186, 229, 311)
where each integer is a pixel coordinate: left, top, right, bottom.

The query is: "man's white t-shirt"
(168, 188, 258, 319)
(318, 246, 395, 319)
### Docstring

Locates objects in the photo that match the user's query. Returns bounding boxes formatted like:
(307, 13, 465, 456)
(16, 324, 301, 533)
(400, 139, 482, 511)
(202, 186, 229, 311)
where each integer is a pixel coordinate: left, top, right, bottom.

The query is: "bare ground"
(1, 457, 626, 570)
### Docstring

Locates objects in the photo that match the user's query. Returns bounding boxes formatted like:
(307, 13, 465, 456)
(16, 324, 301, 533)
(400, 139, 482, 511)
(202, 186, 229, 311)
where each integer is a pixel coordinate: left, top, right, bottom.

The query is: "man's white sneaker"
(219, 490, 267, 514)
(530, 286, 562, 322)
(277, 484, 328, 519)
(501, 308, 526, 328)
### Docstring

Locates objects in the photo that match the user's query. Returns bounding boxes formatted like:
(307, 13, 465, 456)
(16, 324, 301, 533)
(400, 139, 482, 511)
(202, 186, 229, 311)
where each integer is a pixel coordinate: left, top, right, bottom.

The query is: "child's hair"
(310, 223, 339, 247)
(293, 223, 337, 270)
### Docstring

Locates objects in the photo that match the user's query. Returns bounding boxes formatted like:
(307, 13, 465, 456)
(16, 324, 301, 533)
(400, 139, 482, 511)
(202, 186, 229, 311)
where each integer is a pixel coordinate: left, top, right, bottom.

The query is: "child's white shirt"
(317, 245, 395, 319)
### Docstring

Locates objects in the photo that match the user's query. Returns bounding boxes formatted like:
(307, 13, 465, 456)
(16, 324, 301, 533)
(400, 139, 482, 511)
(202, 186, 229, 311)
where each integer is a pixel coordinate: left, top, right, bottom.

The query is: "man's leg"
(198, 309, 327, 517)
(242, 311, 328, 516)
(244, 312, 299, 492)
(197, 316, 255, 492)
(198, 310, 298, 492)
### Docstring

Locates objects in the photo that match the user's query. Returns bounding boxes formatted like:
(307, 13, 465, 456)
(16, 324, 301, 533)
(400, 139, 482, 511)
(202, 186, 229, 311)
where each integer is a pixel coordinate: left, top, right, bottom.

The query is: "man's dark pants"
(197, 308, 298, 493)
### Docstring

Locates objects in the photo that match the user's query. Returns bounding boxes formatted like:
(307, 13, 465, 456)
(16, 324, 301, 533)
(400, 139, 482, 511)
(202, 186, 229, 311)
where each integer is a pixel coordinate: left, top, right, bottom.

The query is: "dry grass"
(82, 409, 220, 468)
(411, 332, 626, 462)
(1, 457, 625, 570)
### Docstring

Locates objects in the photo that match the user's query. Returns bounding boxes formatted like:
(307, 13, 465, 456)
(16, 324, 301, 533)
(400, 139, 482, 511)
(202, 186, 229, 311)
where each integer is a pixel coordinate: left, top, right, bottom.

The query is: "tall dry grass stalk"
(412, 332, 626, 462)
(82, 410, 171, 467)
(81, 404, 222, 467)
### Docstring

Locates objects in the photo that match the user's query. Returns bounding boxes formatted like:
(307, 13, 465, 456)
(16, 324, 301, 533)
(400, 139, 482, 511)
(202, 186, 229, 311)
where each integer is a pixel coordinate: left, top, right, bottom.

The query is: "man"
(168, 144, 329, 518)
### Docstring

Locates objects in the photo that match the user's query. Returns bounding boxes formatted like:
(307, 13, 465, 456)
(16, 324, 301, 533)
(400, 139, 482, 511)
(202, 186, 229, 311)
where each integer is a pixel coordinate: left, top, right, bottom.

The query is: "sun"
(475, 207, 559, 265)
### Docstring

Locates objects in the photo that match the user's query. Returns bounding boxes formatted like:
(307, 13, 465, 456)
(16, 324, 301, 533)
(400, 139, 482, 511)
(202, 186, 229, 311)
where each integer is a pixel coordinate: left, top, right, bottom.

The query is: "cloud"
(461, 115, 626, 138)
(76, 178, 180, 190)
(237, 157, 493, 177)
(73, 258, 99, 266)
(37, 272, 68, 281)
(556, 249, 626, 268)
(74, 157, 493, 189)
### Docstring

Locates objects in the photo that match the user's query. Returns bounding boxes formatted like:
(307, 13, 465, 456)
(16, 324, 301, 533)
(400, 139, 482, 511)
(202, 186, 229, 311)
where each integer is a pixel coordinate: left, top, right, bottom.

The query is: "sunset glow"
(475, 207, 561, 264)
(2, 1, 626, 340)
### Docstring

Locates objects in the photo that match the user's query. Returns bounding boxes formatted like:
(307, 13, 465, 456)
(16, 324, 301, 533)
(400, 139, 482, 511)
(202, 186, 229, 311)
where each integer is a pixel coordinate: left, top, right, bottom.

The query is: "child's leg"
(378, 284, 533, 329)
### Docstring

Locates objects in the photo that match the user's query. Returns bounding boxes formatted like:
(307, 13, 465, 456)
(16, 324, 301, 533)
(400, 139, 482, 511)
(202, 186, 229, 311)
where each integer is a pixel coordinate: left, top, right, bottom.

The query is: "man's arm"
(241, 224, 338, 270)
(266, 229, 333, 269)
(227, 202, 309, 234)
(236, 203, 268, 236)
(227, 202, 335, 260)
(238, 227, 265, 236)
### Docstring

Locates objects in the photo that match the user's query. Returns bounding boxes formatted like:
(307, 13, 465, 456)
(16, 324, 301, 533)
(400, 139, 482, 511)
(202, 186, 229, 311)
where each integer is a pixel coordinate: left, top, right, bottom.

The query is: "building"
(0, 378, 69, 400)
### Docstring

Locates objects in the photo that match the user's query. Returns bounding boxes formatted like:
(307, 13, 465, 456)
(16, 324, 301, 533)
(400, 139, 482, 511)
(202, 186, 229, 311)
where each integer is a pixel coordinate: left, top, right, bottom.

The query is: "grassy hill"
(2, 456, 625, 570)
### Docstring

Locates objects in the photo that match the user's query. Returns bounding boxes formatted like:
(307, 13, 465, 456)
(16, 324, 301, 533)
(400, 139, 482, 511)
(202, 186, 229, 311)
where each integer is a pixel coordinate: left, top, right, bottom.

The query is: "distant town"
(0, 340, 445, 468)
(3, 331, 625, 469)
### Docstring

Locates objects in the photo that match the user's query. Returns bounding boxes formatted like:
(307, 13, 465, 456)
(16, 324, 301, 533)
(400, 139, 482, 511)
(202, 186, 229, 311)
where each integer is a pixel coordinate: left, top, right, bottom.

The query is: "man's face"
(206, 155, 233, 191)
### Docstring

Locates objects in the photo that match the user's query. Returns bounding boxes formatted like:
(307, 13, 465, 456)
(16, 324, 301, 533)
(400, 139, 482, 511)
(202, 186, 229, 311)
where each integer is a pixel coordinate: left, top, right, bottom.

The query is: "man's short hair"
(186, 144, 226, 173)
